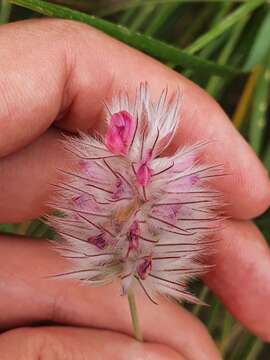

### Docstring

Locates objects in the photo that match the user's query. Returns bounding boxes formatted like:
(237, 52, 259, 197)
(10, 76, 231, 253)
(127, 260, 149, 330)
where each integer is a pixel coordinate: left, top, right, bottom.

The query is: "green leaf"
(185, 0, 265, 55)
(10, 0, 244, 77)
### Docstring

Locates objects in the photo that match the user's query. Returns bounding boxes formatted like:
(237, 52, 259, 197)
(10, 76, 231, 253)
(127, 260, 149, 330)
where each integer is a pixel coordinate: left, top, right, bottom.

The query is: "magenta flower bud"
(105, 111, 134, 155)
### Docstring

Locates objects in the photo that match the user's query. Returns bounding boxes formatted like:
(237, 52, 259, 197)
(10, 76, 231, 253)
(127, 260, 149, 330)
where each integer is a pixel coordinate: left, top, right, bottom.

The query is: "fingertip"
(228, 152, 270, 219)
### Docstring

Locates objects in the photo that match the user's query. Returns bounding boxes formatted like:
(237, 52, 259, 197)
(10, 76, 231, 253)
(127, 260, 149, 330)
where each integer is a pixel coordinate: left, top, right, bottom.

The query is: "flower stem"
(127, 289, 143, 342)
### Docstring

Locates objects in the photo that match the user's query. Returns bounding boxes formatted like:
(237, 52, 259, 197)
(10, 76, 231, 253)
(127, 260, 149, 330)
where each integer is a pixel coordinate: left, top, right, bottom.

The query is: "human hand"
(0, 19, 270, 359)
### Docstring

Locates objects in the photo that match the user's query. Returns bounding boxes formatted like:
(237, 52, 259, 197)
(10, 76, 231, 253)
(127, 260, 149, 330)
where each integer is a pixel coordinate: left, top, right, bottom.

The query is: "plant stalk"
(127, 289, 143, 342)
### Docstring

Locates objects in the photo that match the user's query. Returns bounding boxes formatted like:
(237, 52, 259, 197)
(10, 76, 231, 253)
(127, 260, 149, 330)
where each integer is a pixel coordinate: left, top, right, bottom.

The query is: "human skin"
(0, 19, 270, 359)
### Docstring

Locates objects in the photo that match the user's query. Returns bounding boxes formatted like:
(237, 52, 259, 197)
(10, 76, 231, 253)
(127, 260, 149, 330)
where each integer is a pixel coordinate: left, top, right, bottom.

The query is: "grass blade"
(206, 16, 249, 98)
(263, 143, 270, 172)
(219, 312, 234, 354)
(144, 3, 179, 36)
(186, 0, 265, 55)
(244, 9, 270, 71)
(0, 0, 12, 23)
(249, 52, 270, 154)
(10, 0, 244, 77)
(129, 3, 155, 31)
(232, 65, 261, 129)
(179, 4, 216, 47)
(246, 338, 264, 360)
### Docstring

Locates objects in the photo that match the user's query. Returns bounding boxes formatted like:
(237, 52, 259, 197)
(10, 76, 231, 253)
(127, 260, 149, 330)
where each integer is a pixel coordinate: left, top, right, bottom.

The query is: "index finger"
(0, 19, 269, 219)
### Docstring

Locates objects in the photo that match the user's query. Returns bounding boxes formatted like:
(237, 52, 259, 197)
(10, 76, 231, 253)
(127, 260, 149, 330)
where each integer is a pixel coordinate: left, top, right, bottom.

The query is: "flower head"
(48, 83, 223, 304)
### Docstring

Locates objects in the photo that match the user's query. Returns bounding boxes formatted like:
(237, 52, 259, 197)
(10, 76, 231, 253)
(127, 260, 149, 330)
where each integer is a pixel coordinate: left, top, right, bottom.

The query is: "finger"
(0, 234, 220, 360)
(204, 220, 270, 341)
(0, 129, 65, 223)
(0, 326, 184, 360)
(0, 19, 269, 219)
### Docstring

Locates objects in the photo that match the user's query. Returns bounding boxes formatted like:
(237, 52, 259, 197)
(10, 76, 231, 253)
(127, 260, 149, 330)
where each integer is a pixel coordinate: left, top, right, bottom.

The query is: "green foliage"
(249, 54, 270, 154)
(186, 0, 264, 55)
(2, 0, 270, 358)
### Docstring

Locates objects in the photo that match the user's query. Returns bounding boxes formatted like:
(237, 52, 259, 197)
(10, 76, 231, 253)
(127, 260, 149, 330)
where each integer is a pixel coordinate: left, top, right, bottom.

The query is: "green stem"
(127, 289, 143, 342)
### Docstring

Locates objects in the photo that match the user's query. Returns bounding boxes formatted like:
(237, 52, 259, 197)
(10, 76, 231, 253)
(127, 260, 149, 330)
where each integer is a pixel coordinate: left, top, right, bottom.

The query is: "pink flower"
(48, 83, 223, 304)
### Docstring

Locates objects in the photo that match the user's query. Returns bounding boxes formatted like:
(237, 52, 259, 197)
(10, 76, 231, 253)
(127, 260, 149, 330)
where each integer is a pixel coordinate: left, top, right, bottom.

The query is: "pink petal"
(136, 161, 152, 186)
(105, 111, 134, 155)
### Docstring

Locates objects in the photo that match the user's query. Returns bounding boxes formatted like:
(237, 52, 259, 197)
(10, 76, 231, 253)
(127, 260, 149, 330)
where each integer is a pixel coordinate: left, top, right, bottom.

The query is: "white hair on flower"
(48, 82, 223, 304)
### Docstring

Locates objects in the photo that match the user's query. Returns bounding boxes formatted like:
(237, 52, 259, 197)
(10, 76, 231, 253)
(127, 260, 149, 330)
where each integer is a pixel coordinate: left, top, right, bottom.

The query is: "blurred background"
(0, 0, 270, 358)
